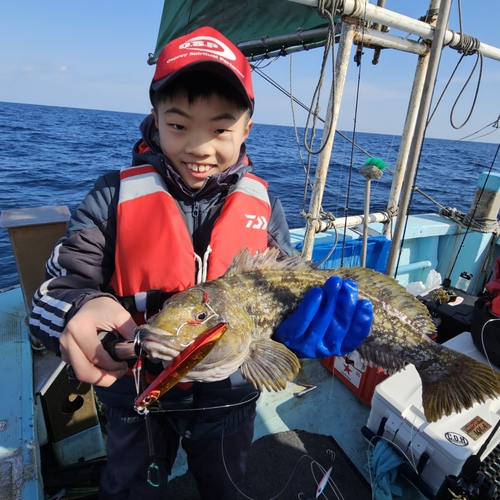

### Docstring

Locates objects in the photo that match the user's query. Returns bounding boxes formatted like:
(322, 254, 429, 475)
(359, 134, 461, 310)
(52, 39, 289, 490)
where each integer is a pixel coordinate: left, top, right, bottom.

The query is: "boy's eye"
(215, 128, 229, 135)
(169, 123, 185, 131)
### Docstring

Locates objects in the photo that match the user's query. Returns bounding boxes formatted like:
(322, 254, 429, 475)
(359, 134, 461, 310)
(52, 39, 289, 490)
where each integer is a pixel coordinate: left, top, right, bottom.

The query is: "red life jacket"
(108, 165, 270, 314)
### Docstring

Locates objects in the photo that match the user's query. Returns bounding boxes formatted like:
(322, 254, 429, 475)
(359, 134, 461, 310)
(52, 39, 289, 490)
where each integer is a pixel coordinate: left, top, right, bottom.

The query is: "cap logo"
(179, 35, 237, 61)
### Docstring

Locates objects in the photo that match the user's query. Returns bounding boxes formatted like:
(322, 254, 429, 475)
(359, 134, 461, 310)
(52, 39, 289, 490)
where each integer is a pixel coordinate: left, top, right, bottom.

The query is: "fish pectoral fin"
(240, 339, 301, 392)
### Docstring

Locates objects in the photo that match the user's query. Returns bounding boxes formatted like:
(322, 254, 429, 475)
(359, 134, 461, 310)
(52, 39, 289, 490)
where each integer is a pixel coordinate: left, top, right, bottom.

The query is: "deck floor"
(170, 358, 427, 499)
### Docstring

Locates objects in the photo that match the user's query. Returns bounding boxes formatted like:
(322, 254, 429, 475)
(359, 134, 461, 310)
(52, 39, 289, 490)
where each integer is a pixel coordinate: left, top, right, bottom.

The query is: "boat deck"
(254, 359, 427, 498)
(170, 357, 427, 498)
(0, 287, 42, 499)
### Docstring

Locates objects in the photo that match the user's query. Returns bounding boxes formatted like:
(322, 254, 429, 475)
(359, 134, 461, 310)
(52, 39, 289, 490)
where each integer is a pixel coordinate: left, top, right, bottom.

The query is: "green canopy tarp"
(154, 0, 332, 58)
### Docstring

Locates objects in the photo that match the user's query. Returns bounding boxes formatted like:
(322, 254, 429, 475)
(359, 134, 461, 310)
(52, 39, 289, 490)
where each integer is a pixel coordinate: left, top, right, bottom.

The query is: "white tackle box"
(363, 332, 500, 497)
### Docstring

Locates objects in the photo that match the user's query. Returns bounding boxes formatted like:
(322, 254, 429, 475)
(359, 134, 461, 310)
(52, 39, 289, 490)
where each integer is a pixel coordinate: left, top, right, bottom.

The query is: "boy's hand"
(273, 276, 373, 358)
(59, 297, 137, 386)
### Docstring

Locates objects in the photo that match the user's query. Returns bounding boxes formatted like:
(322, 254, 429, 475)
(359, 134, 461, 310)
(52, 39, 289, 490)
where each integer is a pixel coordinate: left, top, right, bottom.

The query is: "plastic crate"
(295, 235, 391, 273)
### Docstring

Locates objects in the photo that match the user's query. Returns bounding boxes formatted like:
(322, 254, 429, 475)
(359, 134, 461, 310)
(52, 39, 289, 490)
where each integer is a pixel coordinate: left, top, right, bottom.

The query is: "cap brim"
(150, 60, 254, 114)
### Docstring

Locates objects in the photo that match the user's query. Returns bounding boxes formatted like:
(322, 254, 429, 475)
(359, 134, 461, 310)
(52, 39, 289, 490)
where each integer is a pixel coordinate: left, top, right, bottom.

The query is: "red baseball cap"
(150, 26, 254, 114)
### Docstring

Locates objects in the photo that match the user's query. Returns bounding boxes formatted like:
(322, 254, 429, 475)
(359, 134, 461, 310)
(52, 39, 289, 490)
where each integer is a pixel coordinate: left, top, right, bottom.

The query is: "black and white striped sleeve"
(29, 171, 120, 353)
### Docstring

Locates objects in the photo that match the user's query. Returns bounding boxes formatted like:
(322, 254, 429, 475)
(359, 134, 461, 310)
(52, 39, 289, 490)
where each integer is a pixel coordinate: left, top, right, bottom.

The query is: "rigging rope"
(339, 14, 365, 266)
(287, 0, 341, 231)
(428, 0, 483, 130)
(458, 115, 500, 142)
(438, 207, 499, 234)
(301, 0, 339, 156)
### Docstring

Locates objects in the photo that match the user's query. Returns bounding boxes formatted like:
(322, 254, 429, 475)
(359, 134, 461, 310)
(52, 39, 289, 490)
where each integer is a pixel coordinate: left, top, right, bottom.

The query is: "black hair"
(151, 70, 249, 115)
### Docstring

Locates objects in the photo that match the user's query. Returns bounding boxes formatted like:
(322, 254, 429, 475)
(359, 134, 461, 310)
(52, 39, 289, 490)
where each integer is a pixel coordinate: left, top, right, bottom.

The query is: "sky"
(2, 0, 500, 143)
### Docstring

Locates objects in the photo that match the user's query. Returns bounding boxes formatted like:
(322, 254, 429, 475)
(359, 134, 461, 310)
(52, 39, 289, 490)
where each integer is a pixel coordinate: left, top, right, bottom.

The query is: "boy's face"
(152, 93, 253, 190)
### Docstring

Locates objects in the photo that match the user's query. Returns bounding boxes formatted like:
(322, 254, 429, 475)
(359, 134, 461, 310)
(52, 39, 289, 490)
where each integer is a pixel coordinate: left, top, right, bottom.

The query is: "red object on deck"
(321, 356, 390, 406)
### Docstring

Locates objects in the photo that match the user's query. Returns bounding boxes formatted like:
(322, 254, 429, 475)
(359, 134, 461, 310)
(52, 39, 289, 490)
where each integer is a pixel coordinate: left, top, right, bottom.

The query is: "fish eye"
(197, 312, 207, 321)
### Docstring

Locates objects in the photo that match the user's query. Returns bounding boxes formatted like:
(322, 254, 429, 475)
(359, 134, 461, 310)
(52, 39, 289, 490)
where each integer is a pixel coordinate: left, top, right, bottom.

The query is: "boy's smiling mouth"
(186, 163, 214, 173)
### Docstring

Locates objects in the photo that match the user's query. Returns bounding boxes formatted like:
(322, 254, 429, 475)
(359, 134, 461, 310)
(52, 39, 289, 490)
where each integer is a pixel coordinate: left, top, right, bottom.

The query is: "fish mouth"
(136, 325, 183, 361)
(137, 324, 176, 339)
(141, 339, 181, 361)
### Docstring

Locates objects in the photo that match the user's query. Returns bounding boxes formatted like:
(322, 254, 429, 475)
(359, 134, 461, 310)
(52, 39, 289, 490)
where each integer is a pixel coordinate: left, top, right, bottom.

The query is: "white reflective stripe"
(31, 291, 72, 337)
(134, 292, 147, 312)
(194, 246, 213, 284)
(119, 171, 170, 204)
(194, 253, 203, 285)
(29, 311, 66, 336)
(38, 288, 73, 316)
(46, 243, 66, 278)
(232, 176, 270, 205)
(38, 277, 60, 297)
(201, 245, 212, 283)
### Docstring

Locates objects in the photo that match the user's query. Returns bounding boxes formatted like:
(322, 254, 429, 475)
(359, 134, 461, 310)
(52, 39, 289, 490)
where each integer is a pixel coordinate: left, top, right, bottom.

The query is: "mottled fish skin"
(138, 248, 500, 422)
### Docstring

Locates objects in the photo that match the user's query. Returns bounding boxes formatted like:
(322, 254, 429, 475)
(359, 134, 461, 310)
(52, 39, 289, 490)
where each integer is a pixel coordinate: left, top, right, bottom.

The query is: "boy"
(30, 26, 372, 499)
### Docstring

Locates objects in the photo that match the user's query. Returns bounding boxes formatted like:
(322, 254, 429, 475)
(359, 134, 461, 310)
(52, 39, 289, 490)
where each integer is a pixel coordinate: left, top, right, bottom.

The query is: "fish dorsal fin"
(224, 248, 315, 278)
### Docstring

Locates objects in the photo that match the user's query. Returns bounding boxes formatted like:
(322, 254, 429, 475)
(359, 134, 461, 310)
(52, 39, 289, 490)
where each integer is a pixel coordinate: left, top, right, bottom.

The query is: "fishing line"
(405, 413, 422, 474)
(366, 434, 420, 499)
(147, 391, 261, 414)
(216, 391, 346, 500)
(288, 53, 316, 216)
(298, 453, 345, 500)
(222, 430, 336, 499)
(228, 453, 332, 500)
(479, 318, 500, 378)
(479, 318, 500, 442)
(340, 3, 368, 268)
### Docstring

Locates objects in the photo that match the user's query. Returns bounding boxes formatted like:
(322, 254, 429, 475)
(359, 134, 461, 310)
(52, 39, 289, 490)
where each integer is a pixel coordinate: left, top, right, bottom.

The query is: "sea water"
(1, 100, 498, 290)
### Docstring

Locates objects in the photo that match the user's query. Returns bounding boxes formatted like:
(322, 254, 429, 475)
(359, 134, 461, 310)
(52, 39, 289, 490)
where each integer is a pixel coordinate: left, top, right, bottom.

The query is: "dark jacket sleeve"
(29, 171, 121, 353)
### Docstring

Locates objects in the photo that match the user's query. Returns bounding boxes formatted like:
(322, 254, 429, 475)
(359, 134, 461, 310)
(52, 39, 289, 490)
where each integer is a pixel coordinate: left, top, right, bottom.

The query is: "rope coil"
(454, 32, 481, 55)
(438, 206, 500, 234)
(317, 0, 345, 18)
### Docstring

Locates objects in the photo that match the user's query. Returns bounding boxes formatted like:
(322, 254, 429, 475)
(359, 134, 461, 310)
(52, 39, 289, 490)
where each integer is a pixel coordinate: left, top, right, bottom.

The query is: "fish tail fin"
(420, 347, 500, 422)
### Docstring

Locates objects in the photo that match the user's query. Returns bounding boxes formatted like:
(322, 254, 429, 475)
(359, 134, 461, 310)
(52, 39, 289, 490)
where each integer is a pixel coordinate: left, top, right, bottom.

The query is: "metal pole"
(385, 0, 453, 278)
(316, 211, 390, 231)
(383, 0, 440, 238)
(383, 54, 429, 238)
(301, 21, 355, 261)
(288, 0, 500, 62)
(361, 178, 371, 267)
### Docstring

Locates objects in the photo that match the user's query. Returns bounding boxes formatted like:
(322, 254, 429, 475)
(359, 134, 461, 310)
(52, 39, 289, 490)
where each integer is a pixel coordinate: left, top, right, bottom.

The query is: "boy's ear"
(243, 118, 253, 141)
(151, 108, 158, 128)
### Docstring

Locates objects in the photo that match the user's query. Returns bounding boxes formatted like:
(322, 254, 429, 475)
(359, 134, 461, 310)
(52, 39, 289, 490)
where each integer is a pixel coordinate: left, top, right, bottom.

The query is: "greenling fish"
(137, 248, 500, 422)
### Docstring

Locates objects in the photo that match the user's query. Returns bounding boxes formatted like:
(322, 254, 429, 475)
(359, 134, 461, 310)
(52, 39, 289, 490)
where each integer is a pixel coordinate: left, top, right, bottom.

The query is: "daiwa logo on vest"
(179, 36, 237, 61)
(245, 214, 268, 230)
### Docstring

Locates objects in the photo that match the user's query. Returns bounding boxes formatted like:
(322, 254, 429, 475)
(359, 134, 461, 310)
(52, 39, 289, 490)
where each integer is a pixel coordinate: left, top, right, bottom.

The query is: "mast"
(301, 22, 355, 261)
(384, 0, 453, 277)
(290, 0, 500, 264)
(383, 0, 440, 236)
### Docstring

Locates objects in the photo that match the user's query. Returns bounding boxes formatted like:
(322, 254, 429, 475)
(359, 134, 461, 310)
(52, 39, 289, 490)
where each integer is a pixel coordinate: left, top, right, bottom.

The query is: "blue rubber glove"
(273, 276, 373, 358)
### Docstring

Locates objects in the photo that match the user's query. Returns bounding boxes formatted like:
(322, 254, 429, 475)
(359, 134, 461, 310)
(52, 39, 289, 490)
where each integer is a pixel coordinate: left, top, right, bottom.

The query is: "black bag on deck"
(470, 295, 500, 369)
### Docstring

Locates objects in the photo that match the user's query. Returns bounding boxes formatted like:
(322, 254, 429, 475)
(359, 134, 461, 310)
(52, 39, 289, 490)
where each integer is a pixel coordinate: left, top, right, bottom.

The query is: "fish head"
(137, 286, 223, 359)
